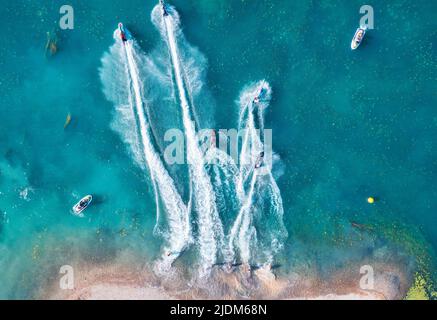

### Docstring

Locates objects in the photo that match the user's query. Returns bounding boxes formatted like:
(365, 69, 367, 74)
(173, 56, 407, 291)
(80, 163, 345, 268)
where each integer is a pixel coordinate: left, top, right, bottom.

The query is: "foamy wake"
(228, 81, 288, 266)
(154, 5, 225, 276)
(100, 28, 191, 274)
(100, 4, 288, 278)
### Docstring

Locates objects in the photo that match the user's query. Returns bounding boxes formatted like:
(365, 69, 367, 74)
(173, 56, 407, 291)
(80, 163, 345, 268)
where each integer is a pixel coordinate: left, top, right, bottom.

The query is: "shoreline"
(45, 259, 410, 300)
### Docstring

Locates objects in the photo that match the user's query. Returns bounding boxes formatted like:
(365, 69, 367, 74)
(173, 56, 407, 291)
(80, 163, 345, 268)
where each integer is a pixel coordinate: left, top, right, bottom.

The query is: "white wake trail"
(228, 81, 287, 266)
(101, 29, 191, 272)
(204, 144, 241, 263)
(157, 6, 224, 275)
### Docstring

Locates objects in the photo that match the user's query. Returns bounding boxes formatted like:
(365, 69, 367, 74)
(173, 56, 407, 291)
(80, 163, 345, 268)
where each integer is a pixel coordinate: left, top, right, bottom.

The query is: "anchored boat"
(72, 195, 93, 217)
(351, 26, 367, 50)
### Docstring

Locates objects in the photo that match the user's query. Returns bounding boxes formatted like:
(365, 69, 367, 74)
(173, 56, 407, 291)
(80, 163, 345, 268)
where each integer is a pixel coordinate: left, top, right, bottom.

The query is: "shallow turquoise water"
(0, 0, 436, 298)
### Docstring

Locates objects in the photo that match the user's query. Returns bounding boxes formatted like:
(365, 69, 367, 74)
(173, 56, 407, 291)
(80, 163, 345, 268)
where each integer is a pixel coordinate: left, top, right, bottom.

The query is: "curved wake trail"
(100, 28, 191, 272)
(228, 81, 288, 267)
(155, 5, 224, 275)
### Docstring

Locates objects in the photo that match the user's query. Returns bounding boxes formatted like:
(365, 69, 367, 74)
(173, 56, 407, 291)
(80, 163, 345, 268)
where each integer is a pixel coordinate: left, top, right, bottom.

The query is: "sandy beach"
(45, 259, 409, 300)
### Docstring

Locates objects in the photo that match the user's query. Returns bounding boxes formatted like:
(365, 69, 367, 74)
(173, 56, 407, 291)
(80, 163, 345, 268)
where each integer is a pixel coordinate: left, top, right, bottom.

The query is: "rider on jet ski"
(160, 0, 169, 16)
(255, 152, 265, 169)
(253, 88, 266, 104)
(118, 23, 128, 42)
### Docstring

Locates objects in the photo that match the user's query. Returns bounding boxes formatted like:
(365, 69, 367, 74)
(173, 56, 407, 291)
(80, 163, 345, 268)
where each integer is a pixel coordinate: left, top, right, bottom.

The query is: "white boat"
(72, 195, 93, 217)
(351, 27, 367, 50)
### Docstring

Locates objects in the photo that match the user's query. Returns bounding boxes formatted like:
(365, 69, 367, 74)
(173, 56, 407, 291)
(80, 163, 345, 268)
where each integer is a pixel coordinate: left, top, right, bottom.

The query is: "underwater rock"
(64, 113, 71, 129)
(405, 273, 430, 300)
(19, 186, 34, 201)
(45, 31, 58, 57)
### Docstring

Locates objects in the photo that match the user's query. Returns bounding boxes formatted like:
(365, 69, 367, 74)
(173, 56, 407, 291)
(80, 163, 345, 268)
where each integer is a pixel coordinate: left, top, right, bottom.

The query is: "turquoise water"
(0, 0, 436, 298)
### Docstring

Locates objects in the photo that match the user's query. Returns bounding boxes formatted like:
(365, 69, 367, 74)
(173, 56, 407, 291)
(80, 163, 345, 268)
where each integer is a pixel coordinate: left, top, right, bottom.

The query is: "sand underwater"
(0, 0, 436, 299)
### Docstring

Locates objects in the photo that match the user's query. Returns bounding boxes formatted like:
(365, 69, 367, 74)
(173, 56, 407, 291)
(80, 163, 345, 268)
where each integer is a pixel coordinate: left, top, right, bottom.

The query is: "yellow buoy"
(367, 197, 375, 204)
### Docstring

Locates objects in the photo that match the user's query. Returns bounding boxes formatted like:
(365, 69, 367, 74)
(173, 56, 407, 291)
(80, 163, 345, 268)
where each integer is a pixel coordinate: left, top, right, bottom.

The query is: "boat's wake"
(100, 28, 191, 274)
(100, 3, 288, 279)
(228, 81, 288, 267)
(154, 5, 226, 277)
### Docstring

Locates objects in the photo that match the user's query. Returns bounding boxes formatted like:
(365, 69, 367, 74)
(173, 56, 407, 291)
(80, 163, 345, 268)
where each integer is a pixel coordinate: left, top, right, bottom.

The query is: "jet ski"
(160, 0, 169, 16)
(72, 195, 93, 217)
(118, 23, 131, 43)
(253, 87, 267, 104)
(351, 26, 366, 50)
(166, 250, 183, 257)
(254, 152, 264, 169)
